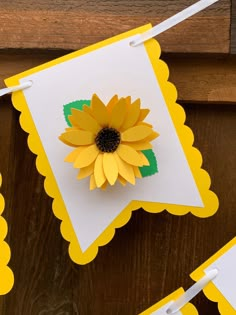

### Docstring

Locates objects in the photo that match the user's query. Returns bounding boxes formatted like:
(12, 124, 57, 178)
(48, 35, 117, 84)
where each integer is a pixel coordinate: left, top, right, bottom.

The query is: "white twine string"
(166, 269, 219, 314)
(0, 81, 32, 97)
(130, 0, 220, 47)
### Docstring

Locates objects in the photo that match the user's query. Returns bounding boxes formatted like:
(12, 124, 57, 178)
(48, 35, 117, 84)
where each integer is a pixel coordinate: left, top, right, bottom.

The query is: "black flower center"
(95, 127, 121, 153)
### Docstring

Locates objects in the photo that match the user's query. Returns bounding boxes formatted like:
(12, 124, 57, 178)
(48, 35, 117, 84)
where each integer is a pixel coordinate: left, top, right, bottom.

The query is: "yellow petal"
(74, 144, 99, 168)
(121, 98, 140, 130)
(101, 181, 108, 190)
(65, 147, 85, 163)
(71, 108, 101, 134)
(121, 125, 153, 142)
(109, 98, 127, 129)
(138, 108, 150, 122)
(139, 152, 150, 166)
(90, 94, 109, 126)
(137, 122, 153, 128)
(60, 130, 94, 146)
(133, 166, 142, 178)
(90, 174, 97, 190)
(59, 135, 77, 147)
(83, 105, 93, 115)
(94, 153, 106, 187)
(117, 144, 143, 166)
(114, 152, 135, 185)
(144, 131, 159, 142)
(106, 95, 119, 113)
(123, 141, 152, 150)
(77, 162, 94, 179)
(68, 115, 79, 127)
(103, 153, 118, 185)
(125, 96, 131, 105)
(118, 175, 127, 186)
(65, 126, 78, 131)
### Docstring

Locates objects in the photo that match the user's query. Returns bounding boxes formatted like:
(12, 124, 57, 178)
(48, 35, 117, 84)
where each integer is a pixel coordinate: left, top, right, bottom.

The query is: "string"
(130, 0, 220, 47)
(166, 268, 219, 314)
(0, 81, 32, 97)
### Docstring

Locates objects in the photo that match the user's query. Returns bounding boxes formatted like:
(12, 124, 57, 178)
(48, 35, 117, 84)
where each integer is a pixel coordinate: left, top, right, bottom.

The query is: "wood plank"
(0, 51, 236, 104)
(232, 0, 236, 53)
(0, 100, 235, 314)
(0, 0, 230, 53)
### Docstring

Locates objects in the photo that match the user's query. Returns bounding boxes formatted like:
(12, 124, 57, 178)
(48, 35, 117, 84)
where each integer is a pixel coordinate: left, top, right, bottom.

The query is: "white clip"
(0, 81, 32, 97)
(166, 268, 219, 314)
(130, 0, 219, 47)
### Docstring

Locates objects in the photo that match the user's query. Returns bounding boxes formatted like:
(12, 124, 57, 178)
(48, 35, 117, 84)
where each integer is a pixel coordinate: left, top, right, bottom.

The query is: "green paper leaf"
(139, 149, 158, 177)
(63, 100, 91, 126)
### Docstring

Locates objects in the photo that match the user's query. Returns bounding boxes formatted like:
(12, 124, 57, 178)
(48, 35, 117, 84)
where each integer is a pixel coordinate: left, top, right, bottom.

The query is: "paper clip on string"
(130, 0, 220, 47)
(0, 81, 32, 98)
(166, 268, 219, 314)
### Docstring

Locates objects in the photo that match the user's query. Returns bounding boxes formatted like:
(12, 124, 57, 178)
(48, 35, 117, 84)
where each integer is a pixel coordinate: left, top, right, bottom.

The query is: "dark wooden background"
(0, 1, 236, 314)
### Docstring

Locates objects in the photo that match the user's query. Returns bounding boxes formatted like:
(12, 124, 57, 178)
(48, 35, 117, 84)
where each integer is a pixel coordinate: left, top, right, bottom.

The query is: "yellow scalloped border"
(5, 24, 219, 265)
(0, 174, 14, 294)
(190, 237, 236, 314)
(139, 287, 198, 315)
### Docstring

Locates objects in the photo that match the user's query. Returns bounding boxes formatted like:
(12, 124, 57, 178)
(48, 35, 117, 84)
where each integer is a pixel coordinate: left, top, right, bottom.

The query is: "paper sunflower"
(59, 94, 159, 190)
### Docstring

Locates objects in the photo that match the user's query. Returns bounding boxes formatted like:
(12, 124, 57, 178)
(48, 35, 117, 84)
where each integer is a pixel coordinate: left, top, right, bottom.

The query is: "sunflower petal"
(137, 122, 153, 128)
(114, 152, 135, 184)
(139, 152, 150, 166)
(103, 153, 118, 185)
(106, 95, 119, 113)
(118, 175, 127, 186)
(133, 166, 142, 178)
(77, 163, 94, 179)
(65, 147, 85, 162)
(74, 144, 99, 168)
(121, 125, 153, 142)
(101, 181, 108, 190)
(117, 144, 143, 167)
(94, 153, 106, 187)
(60, 130, 94, 146)
(121, 98, 140, 130)
(68, 115, 79, 127)
(59, 135, 78, 147)
(123, 141, 152, 150)
(138, 109, 150, 122)
(90, 174, 97, 190)
(71, 108, 101, 134)
(90, 94, 109, 126)
(144, 131, 159, 142)
(83, 105, 93, 115)
(109, 98, 127, 129)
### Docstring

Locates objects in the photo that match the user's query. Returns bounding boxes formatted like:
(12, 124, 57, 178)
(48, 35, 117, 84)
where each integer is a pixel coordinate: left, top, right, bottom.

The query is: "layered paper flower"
(59, 94, 159, 190)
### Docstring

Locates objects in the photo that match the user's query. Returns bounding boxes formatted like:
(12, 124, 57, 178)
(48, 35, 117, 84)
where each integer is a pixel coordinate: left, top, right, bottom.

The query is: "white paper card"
(205, 245, 236, 310)
(20, 34, 202, 252)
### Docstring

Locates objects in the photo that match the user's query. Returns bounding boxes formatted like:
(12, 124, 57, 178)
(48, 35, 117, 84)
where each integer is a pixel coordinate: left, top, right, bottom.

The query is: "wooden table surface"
(0, 1, 236, 314)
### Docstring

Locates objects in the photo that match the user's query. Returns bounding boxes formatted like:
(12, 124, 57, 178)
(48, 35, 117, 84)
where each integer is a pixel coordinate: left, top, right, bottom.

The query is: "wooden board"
(0, 99, 235, 314)
(232, 0, 236, 53)
(0, 0, 230, 53)
(0, 51, 235, 104)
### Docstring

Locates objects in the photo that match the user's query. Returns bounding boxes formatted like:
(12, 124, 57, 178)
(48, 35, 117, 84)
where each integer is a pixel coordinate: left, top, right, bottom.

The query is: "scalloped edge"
(0, 174, 14, 295)
(139, 287, 198, 315)
(190, 237, 236, 314)
(5, 24, 219, 265)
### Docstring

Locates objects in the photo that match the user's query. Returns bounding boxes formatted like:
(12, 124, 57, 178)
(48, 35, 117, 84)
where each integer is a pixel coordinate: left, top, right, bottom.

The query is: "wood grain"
(232, 0, 236, 53)
(0, 0, 230, 53)
(0, 51, 236, 104)
(0, 99, 235, 314)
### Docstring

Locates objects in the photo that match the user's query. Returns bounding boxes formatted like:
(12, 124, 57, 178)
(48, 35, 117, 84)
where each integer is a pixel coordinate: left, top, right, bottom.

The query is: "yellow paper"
(139, 288, 198, 315)
(0, 174, 14, 295)
(5, 24, 218, 264)
(191, 238, 236, 315)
